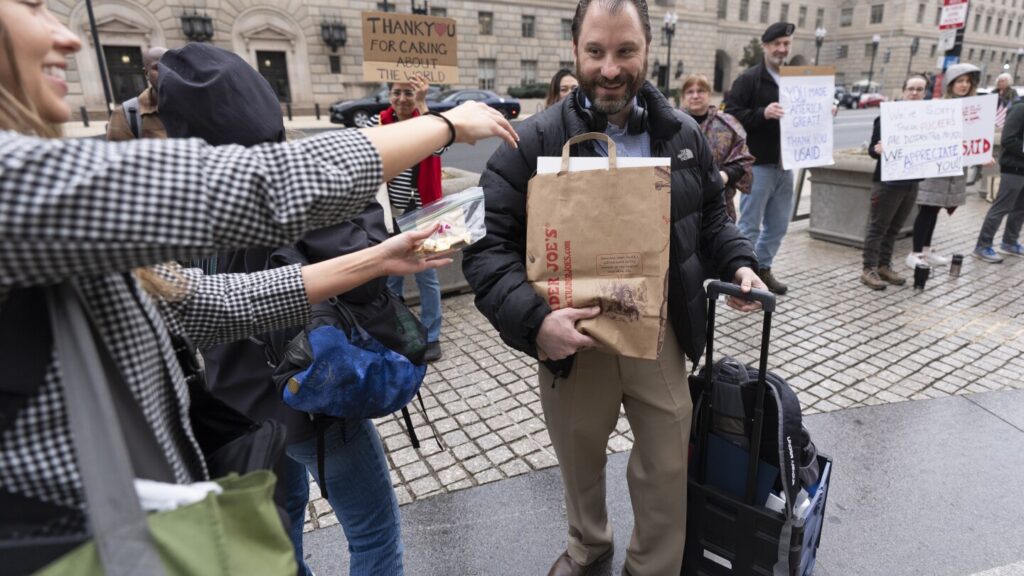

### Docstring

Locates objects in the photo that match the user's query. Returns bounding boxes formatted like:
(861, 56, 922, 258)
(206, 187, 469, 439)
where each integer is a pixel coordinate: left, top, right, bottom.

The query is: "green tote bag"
(30, 283, 296, 576)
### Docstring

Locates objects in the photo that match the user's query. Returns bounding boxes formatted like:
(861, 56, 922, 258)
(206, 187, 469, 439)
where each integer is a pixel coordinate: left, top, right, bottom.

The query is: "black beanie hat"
(158, 43, 285, 146)
(762, 21, 795, 43)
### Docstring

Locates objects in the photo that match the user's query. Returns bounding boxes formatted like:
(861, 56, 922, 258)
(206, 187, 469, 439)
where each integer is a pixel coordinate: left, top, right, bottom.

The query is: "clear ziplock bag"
(396, 187, 486, 256)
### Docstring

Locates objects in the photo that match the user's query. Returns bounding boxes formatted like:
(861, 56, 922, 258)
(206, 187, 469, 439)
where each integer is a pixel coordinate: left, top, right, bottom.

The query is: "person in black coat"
(724, 21, 796, 295)
(860, 74, 928, 290)
(461, 2, 762, 574)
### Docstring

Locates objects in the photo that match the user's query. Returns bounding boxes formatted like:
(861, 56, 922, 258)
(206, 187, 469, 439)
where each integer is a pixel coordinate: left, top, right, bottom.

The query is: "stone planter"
(397, 168, 481, 304)
(807, 150, 918, 249)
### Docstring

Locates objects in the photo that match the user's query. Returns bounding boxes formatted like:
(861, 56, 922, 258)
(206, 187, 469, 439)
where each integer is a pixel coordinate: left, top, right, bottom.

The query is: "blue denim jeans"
(387, 269, 442, 342)
(282, 419, 403, 576)
(738, 165, 796, 268)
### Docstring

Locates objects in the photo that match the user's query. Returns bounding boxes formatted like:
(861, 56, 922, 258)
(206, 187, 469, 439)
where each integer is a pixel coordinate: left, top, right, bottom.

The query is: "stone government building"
(55, 0, 1024, 117)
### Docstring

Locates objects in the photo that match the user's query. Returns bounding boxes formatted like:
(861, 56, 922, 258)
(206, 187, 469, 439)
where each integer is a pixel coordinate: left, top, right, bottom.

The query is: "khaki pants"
(538, 327, 692, 576)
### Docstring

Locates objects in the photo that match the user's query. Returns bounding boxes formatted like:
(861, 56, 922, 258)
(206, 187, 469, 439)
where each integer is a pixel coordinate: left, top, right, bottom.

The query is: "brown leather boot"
(876, 265, 906, 286)
(860, 268, 887, 291)
(546, 549, 612, 576)
(757, 267, 789, 295)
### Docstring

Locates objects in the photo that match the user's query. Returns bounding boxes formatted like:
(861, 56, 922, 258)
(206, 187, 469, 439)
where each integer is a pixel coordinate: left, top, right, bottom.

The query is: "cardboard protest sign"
(528, 133, 671, 360)
(880, 99, 964, 181)
(779, 66, 835, 170)
(961, 94, 997, 167)
(361, 11, 459, 83)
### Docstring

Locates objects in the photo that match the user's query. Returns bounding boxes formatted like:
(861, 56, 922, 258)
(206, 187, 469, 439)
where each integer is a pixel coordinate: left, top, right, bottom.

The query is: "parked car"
(427, 89, 521, 120)
(839, 80, 881, 109)
(857, 92, 887, 108)
(329, 85, 442, 127)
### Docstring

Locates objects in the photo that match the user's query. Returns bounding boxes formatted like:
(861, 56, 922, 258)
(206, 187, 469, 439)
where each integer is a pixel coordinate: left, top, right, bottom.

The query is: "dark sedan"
(329, 85, 441, 127)
(427, 89, 520, 120)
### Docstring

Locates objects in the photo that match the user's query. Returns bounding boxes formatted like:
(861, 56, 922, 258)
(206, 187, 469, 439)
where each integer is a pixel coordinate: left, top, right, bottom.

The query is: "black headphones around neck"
(574, 87, 649, 135)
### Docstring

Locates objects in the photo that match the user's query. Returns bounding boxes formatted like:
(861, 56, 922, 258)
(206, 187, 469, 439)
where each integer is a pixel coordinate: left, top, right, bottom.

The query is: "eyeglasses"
(390, 90, 416, 98)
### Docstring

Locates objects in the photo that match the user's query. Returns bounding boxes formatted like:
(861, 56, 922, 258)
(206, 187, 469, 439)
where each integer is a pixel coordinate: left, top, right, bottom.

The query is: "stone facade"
(57, 0, 1024, 114)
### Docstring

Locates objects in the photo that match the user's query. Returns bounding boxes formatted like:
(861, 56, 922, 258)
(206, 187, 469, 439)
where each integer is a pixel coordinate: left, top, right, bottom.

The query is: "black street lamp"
(907, 36, 920, 77)
(662, 12, 677, 94)
(814, 27, 827, 65)
(867, 34, 881, 90)
(320, 21, 347, 52)
(411, 0, 428, 15)
(181, 10, 214, 42)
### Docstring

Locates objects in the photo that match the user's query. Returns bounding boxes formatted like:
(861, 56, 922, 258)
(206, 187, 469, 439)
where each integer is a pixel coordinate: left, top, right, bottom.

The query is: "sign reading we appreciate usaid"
(362, 12, 459, 83)
(880, 99, 964, 181)
(778, 67, 835, 170)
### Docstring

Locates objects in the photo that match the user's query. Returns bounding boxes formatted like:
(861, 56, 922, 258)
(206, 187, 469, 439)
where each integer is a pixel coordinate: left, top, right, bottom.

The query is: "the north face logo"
(677, 149, 694, 162)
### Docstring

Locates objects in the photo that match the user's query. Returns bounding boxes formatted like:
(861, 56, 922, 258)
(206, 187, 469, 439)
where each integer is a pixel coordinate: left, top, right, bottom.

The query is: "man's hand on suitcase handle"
(726, 267, 768, 312)
(536, 306, 601, 361)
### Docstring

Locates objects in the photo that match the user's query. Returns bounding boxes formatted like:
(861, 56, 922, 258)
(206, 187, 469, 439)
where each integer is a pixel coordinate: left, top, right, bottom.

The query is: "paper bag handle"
(560, 132, 617, 173)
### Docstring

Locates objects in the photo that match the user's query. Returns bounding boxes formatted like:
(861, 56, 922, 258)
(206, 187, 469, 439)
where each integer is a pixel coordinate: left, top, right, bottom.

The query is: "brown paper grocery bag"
(526, 132, 671, 360)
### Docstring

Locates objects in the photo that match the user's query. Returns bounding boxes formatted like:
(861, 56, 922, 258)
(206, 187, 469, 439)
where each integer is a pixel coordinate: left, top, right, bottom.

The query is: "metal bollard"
(80, 106, 89, 127)
(285, 102, 293, 121)
(315, 103, 320, 120)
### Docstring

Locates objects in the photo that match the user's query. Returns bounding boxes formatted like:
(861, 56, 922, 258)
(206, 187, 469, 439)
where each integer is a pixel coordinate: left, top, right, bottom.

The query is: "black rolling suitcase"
(683, 281, 833, 576)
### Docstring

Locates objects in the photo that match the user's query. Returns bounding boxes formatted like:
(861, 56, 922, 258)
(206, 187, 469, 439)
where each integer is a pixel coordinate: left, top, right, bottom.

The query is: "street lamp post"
(867, 34, 881, 91)
(1016, 48, 1024, 79)
(814, 27, 827, 65)
(662, 12, 678, 94)
(907, 36, 920, 77)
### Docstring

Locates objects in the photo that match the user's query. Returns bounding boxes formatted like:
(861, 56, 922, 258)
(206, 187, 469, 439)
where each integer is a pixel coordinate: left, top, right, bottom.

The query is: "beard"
(577, 61, 647, 116)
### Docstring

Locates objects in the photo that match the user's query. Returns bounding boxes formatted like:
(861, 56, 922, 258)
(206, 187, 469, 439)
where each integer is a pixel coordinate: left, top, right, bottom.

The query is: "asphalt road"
(307, 108, 882, 174)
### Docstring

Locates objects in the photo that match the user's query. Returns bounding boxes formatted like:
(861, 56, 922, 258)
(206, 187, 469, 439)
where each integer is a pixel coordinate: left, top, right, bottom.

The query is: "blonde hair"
(0, 18, 182, 299)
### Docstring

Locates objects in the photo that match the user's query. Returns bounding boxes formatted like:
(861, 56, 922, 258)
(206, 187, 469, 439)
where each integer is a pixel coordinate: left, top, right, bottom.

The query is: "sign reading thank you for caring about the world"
(361, 11, 459, 84)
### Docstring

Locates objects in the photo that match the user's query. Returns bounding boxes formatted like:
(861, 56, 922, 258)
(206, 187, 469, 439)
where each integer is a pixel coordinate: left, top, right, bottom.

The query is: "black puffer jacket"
(462, 82, 757, 376)
(724, 62, 780, 166)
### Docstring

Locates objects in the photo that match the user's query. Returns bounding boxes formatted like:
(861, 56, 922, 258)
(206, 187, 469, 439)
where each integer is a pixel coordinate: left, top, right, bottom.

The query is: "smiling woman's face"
(0, 0, 81, 123)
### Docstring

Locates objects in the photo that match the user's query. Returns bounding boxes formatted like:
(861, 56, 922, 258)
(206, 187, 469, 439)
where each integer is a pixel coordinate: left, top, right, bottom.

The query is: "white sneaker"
(925, 252, 950, 266)
(905, 252, 925, 269)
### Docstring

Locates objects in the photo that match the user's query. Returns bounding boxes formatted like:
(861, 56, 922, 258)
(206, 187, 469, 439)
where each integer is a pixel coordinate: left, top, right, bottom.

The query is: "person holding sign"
(907, 63, 980, 269)
(725, 21, 797, 295)
(369, 74, 447, 362)
(463, 2, 763, 574)
(861, 74, 929, 290)
(973, 99, 1024, 263)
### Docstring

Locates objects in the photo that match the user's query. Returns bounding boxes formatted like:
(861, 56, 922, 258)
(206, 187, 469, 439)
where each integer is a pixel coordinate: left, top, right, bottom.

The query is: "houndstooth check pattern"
(0, 128, 381, 535)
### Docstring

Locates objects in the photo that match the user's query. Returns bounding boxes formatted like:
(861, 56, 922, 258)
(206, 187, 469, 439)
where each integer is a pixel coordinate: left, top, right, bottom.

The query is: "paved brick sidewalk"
(303, 193, 1024, 532)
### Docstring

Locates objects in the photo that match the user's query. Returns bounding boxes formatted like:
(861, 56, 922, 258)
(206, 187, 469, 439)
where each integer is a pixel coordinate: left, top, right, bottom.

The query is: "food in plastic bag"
(397, 187, 487, 256)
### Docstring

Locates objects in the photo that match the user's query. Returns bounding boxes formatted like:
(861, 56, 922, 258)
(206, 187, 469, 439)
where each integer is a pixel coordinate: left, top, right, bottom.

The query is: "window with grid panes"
(870, 4, 884, 24)
(522, 15, 535, 38)
(780, 3, 789, 22)
(329, 55, 341, 74)
(479, 12, 493, 35)
(975, 13, 982, 31)
(930, 44, 936, 57)
(836, 45, 848, 58)
(718, 0, 729, 18)
(376, 2, 395, 11)
(740, 0, 750, 20)
(429, 7, 446, 17)
(521, 60, 537, 85)
(998, 18, 1004, 34)
(815, 7, 824, 28)
(561, 19, 573, 41)
(478, 58, 496, 90)
(917, 3, 926, 23)
(798, 5, 807, 26)
(840, 7, 853, 26)
(986, 16, 992, 33)
(760, 1, 770, 23)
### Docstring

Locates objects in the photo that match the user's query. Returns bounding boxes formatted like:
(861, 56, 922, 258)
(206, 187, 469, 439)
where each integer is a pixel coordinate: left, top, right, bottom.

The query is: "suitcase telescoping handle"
(699, 281, 776, 506)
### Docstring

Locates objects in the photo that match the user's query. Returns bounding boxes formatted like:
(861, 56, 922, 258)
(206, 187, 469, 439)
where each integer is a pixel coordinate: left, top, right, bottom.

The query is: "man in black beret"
(724, 21, 796, 295)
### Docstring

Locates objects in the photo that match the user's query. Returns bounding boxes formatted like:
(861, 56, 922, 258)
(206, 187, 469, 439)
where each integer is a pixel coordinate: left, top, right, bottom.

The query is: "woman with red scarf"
(369, 75, 446, 361)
